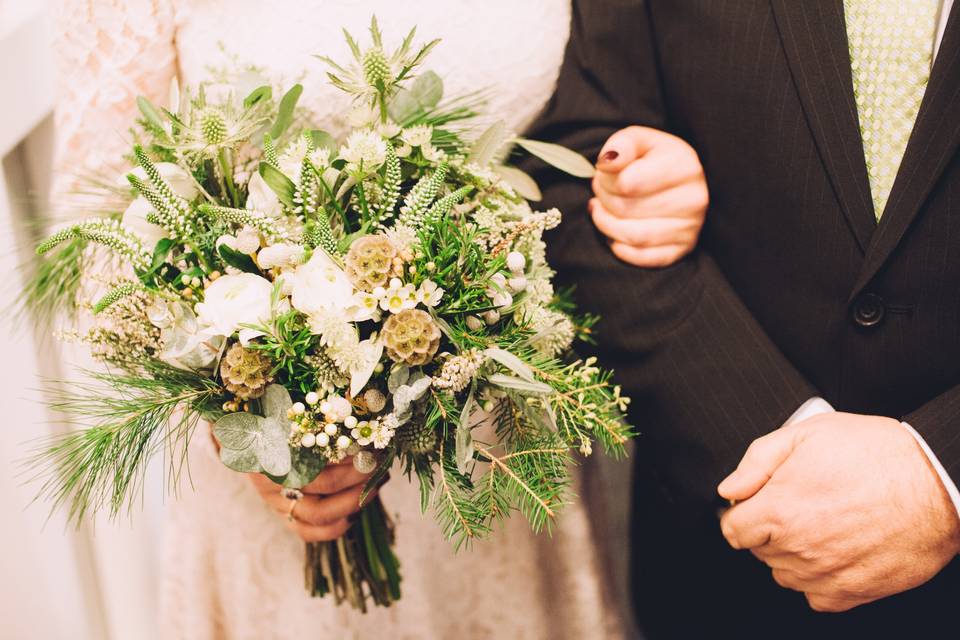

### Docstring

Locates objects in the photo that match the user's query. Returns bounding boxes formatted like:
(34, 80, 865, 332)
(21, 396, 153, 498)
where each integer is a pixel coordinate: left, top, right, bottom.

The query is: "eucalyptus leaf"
(219, 444, 263, 474)
(456, 387, 477, 474)
(514, 138, 596, 178)
(468, 120, 509, 167)
(484, 347, 534, 381)
(258, 162, 296, 208)
(488, 373, 553, 395)
(388, 71, 444, 124)
(261, 384, 293, 420)
(387, 366, 410, 394)
(254, 416, 292, 476)
(213, 412, 260, 450)
(280, 448, 326, 489)
(494, 165, 543, 202)
(269, 84, 303, 139)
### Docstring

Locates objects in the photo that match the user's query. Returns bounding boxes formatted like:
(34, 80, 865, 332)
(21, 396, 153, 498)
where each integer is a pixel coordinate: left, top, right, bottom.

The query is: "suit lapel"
(850, 4, 960, 298)
(769, 0, 876, 253)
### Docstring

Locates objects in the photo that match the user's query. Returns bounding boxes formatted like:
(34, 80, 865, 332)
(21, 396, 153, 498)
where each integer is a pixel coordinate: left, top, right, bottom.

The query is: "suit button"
(852, 293, 885, 328)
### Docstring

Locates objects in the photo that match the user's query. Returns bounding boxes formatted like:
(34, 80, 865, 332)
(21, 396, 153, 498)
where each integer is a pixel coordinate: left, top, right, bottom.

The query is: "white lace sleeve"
(51, 0, 178, 205)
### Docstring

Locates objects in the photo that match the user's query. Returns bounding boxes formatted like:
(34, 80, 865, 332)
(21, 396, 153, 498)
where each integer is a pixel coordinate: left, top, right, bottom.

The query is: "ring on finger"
(281, 487, 304, 523)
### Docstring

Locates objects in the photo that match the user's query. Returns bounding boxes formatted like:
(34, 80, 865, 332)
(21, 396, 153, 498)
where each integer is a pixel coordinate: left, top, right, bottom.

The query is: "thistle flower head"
(318, 16, 440, 113)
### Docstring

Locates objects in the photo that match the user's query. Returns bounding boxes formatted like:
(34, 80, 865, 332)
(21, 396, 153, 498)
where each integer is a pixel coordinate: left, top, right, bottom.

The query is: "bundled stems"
(304, 496, 400, 610)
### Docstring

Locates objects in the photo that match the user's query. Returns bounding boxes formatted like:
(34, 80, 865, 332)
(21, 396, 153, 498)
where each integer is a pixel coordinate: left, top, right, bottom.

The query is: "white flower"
(350, 338, 383, 397)
(340, 130, 388, 173)
(278, 136, 311, 178)
(195, 273, 273, 344)
(352, 421, 375, 447)
(347, 103, 379, 128)
(245, 171, 283, 218)
(323, 395, 354, 423)
(122, 162, 198, 200)
(379, 278, 417, 313)
(122, 197, 166, 246)
(345, 291, 381, 322)
(289, 250, 355, 315)
(422, 144, 445, 162)
(416, 280, 444, 308)
(235, 226, 261, 254)
(371, 420, 395, 449)
(401, 125, 433, 148)
(257, 243, 305, 270)
(154, 301, 223, 371)
(395, 143, 413, 158)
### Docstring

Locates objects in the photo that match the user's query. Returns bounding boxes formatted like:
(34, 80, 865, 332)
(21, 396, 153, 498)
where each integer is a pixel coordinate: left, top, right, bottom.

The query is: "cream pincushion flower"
(289, 250, 355, 316)
(195, 273, 273, 344)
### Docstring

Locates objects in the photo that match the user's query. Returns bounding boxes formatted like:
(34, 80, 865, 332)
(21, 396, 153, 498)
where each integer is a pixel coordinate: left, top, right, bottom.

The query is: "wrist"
(908, 429, 960, 553)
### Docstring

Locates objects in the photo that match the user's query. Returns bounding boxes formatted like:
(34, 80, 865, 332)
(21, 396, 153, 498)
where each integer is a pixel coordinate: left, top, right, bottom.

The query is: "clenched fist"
(591, 126, 709, 267)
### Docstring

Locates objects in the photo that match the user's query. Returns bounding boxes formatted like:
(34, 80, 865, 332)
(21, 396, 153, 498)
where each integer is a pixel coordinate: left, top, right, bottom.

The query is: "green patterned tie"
(844, 0, 940, 219)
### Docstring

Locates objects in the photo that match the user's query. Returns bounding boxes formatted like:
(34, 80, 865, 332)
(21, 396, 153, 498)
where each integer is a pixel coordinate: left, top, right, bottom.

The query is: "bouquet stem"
(304, 495, 401, 611)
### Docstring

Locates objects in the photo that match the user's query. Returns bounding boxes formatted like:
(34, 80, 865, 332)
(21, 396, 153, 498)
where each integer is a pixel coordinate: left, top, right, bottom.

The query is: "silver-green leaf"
(456, 387, 477, 474)
(484, 347, 535, 382)
(488, 373, 553, 395)
(213, 412, 259, 450)
(514, 138, 596, 178)
(468, 120, 509, 167)
(493, 166, 542, 201)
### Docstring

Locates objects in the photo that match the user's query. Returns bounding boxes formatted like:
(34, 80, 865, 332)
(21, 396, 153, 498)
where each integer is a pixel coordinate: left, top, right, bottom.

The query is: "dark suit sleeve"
(523, 0, 817, 503)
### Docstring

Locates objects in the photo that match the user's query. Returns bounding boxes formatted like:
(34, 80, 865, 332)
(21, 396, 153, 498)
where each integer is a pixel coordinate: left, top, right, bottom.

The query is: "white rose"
(122, 197, 167, 246)
(195, 273, 274, 344)
(289, 250, 355, 315)
(122, 162, 198, 200)
(245, 171, 283, 218)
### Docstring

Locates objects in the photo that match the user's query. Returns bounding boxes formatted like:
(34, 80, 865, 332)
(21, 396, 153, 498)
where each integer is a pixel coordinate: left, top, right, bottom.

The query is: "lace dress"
(52, 2, 628, 638)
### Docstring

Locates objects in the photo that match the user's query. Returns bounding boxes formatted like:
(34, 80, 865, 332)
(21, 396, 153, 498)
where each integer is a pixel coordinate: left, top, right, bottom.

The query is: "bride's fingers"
(301, 460, 371, 495)
(594, 149, 690, 199)
(287, 517, 351, 543)
(291, 483, 379, 526)
(591, 201, 699, 248)
(609, 241, 691, 268)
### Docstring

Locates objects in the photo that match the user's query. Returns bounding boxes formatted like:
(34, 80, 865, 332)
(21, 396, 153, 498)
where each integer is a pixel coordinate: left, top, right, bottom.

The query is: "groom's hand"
(590, 126, 708, 267)
(717, 413, 960, 612)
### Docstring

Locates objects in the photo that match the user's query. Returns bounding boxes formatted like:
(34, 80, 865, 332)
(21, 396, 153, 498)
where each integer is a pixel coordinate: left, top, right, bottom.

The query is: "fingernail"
(599, 150, 619, 163)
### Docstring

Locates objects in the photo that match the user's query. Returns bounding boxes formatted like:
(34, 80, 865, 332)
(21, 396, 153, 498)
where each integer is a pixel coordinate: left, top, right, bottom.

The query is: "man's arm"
(523, 0, 816, 503)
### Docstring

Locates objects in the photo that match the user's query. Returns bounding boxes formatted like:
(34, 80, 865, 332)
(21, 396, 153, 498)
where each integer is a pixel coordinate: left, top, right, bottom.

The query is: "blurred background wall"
(0, 2, 163, 637)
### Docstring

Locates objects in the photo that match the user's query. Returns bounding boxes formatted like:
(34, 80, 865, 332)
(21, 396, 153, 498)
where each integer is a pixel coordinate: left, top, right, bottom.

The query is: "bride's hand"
(591, 126, 709, 267)
(247, 460, 380, 542)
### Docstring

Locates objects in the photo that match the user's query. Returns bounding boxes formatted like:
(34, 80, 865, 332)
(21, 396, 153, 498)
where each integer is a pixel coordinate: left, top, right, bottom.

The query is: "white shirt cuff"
(786, 397, 960, 520)
(902, 421, 960, 520)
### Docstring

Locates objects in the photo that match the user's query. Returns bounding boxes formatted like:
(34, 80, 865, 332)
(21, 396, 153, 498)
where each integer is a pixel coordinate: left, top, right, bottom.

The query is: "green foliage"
(16, 236, 86, 328)
(27, 361, 223, 524)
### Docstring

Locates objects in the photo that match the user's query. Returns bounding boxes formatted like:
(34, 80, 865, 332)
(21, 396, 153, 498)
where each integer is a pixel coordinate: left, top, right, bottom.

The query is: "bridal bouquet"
(26, 18, 631, 611)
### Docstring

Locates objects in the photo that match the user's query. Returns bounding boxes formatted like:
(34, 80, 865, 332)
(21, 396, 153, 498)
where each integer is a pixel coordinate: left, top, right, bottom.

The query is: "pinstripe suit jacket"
(526, 0, 960, 635)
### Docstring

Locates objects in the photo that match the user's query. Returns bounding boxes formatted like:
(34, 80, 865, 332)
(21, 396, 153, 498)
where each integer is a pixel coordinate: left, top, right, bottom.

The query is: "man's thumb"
(717, 427, 799, 502)
(596, 126, 662, 172)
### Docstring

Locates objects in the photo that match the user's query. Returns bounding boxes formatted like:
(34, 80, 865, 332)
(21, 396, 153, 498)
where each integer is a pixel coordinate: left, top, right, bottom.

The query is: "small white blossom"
(416, 280, 444, 307)
(340, 130, 388, 173)
(401, 125, 433, 147)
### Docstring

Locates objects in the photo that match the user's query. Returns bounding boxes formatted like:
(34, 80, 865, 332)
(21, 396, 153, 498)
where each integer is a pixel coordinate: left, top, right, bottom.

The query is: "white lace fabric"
(52, 1, 627, 638)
